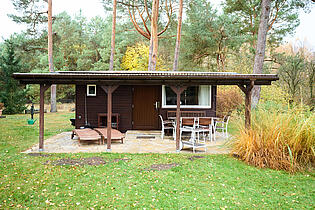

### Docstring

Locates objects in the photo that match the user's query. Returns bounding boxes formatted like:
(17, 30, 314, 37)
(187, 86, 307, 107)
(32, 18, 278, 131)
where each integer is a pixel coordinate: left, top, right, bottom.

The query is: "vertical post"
(101, 85, 119, 152)
(107, 90, 112, 151)
(170, 86, 186, 152)
(39, 84, 50, 151)
(175, 91, 181, 151)
(238, 81, 254, 130)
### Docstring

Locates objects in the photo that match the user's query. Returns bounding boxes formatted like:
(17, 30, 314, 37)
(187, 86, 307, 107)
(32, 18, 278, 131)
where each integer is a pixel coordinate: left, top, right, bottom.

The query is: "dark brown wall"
(76, 85, 217, 132)
(75, 85, 133, 132)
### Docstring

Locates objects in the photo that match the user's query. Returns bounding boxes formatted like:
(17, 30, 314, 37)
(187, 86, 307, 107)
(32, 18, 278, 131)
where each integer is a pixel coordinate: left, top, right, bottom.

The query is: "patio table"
(169, 117, 220, 143)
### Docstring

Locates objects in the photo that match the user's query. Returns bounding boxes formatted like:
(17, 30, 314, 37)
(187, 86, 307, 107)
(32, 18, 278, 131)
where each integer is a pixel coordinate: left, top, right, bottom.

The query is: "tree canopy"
(4, 0, 314, 106)
(0, 40, 27, 114)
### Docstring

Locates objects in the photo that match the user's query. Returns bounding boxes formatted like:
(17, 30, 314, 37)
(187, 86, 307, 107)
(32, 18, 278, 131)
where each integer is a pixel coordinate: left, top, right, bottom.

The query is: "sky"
(0, 0, 315, 51)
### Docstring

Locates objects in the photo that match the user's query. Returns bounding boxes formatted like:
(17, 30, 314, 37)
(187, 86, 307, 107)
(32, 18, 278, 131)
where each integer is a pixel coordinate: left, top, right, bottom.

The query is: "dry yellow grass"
(232, 106, 314, 172)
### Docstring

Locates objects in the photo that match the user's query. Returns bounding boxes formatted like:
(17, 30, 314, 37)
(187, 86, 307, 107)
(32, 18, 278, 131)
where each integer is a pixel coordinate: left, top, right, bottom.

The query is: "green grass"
(0, 112, 314, 208)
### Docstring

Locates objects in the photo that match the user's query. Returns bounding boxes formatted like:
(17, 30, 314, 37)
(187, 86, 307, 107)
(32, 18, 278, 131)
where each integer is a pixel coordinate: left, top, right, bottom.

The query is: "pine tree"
(0, 40, 27, 114)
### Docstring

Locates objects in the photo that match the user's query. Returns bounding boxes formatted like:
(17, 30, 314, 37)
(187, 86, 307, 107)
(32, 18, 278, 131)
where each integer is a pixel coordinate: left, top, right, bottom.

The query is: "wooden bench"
(71, 128, 102, 145)
(167, 110, 206, 119)
(94, 128, 124, 144)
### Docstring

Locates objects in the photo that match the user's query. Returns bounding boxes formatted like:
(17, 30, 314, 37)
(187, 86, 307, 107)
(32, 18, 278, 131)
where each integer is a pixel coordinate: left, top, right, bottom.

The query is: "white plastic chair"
(180, 117, 206, 153)
(215, 115, 230, 138)
(196, 117, 215, 142)
(159, 115, 175, 140)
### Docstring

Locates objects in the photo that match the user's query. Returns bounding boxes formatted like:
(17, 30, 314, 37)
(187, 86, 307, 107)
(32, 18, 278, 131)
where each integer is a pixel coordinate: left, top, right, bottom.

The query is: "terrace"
(23, 130, 230, 154)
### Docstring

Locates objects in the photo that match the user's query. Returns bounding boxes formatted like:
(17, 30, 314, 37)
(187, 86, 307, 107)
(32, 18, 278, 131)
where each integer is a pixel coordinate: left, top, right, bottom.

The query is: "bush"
(232, 105, 314, 172)
(260, 82, 289, 105)
(216, 86, 243, 117)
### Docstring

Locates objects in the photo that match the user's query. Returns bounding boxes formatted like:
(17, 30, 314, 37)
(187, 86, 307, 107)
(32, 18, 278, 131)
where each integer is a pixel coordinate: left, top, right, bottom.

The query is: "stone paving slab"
(23, 131, 231, 154)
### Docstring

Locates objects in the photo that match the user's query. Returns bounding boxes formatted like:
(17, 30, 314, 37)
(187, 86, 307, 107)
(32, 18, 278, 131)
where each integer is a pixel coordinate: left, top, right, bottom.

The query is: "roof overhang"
(13, 71, 279, 86)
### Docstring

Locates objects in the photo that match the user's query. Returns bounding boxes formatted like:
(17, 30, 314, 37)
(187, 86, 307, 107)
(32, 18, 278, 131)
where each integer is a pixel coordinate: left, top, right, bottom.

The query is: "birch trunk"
(109, 0, 117, 71)
(48, 0, 57, 112)
(251, 0, 271, 108)
(172, 0, 183, 71)
(148, 0, 159, 71)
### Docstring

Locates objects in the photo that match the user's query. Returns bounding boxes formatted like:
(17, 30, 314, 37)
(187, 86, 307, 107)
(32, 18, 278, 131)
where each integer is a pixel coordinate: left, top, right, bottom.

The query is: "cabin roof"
(13, 71, 279, 85)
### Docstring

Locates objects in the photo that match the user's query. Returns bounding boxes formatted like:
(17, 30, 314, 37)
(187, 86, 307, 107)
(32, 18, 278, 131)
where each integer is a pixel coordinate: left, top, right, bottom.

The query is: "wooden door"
(132, 86, 160, 130)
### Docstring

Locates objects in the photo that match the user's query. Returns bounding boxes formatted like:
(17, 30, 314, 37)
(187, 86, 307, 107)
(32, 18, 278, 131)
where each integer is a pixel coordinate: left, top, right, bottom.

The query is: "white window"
(162, 85, 211, 108)
(87, 85, 96, 96)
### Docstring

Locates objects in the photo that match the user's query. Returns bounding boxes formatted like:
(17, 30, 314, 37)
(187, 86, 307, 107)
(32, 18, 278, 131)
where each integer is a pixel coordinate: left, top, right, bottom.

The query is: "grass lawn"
(0, 112, 314, 208)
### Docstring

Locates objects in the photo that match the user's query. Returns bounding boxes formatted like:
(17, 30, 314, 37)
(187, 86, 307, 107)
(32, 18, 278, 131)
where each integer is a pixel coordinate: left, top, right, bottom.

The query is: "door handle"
(154, 101, 160, 110)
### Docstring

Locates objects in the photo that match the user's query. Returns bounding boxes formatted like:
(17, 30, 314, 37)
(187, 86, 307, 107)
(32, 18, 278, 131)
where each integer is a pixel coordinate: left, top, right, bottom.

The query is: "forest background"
(0, 0, 314, 112)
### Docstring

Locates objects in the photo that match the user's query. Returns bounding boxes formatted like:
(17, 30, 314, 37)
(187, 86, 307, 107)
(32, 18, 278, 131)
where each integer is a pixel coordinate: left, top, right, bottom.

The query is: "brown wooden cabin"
(13, 71, 279, 151)
(75, 85, 217, 132)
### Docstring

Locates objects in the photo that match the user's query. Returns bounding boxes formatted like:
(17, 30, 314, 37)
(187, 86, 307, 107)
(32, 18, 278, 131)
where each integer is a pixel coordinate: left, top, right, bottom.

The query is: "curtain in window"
(198, 85, 210, 106)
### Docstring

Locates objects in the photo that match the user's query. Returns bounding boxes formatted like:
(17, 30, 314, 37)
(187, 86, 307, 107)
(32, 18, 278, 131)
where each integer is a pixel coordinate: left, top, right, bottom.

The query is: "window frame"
(161, 85, 212, 109)
(87, 84, 97, 96)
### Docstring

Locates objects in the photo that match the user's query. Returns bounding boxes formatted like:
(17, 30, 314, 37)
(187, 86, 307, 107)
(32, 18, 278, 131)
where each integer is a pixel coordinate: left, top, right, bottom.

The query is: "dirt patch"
(188, 155, 206, 161)
(46, 157, 106, 166)
(147, 163, 179, 171)
(112, 158, 130, 162)
(28, 153, 51, 157)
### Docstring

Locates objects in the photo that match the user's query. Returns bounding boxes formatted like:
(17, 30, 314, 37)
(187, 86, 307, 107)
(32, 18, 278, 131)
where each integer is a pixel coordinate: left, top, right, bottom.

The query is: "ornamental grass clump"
(233, 106, 314, 172)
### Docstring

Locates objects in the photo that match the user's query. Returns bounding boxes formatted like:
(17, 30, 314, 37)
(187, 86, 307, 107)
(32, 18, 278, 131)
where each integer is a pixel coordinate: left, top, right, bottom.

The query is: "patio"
(23, 130, 231, 154)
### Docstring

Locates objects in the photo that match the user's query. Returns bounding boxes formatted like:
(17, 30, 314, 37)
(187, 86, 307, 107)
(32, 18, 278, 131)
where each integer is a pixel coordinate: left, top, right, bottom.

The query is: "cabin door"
(132, 86, 160, 130)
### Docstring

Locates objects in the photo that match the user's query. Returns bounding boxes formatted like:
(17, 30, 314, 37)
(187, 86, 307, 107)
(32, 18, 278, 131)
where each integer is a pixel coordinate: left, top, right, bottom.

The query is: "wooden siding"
(75, 85, 133, 132)
(76, 85, 217, 132)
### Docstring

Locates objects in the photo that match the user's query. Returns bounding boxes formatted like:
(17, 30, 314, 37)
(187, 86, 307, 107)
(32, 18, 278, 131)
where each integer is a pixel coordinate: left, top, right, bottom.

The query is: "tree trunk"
(172, 0, 183, 71)
(251, 0, 271, 109)
(48, 0, 57, 112)
(148, 0, 159, 71)
(109, 0, 117, 71)
(309, 63, 315, 104)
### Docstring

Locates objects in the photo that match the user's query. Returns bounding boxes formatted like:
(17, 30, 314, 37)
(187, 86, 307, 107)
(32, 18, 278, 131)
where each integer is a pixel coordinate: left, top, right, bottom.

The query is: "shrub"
(216, 86, 243, 117)
(260, 82, 289, 105)
(232, 105, 314, 172)
(0, 102, 4, 110)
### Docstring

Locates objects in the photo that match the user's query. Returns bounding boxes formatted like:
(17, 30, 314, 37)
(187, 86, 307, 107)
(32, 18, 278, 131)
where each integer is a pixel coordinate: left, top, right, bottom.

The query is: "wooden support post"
(39, 84, 51, 151)
(101, 85, 119, 152)
(170, 86, 187, 152)
(238, 81, 254, 129)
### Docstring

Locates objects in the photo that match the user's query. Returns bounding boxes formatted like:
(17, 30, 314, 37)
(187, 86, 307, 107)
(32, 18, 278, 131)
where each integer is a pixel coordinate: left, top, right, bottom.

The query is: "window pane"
(182, 86, 198, 105)
(164, 85, 211, 107)
(165, 86, 176, 105)
(89, 86, 95, 95)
